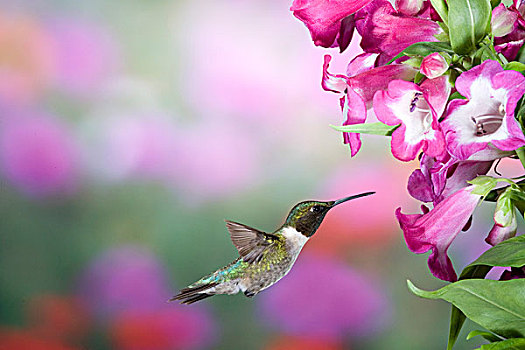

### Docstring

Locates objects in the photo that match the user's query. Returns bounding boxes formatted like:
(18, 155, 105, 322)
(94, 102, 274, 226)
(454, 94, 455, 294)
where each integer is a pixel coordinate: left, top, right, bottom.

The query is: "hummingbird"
(170, 192, 374, 304)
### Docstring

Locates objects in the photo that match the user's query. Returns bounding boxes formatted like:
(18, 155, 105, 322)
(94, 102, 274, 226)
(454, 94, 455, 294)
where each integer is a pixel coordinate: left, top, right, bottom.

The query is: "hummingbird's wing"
(225, 220, 281, 264)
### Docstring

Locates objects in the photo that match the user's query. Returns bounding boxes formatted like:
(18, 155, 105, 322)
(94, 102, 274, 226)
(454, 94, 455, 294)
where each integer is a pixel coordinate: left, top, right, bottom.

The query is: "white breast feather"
(281, 226, 309, 257)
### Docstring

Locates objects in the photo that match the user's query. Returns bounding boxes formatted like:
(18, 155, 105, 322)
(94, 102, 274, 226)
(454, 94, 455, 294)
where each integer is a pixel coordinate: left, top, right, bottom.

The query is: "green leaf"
(466, 330, 503, 342)
(479, 338, 525, 349)
(387, 42, 453, 64)
(460, 235, 525, 279)
(329, 122, 399, 136)
(447, 235, 525, 349)
(504, 62, 525, 73)
(449, 91, 467, 100)
(448, 306, 468, 350)
(408, 279, 525, 339)
(431, 0, 449, 26)
(469, 175, 498, 198)
(448, 0, 491, 54)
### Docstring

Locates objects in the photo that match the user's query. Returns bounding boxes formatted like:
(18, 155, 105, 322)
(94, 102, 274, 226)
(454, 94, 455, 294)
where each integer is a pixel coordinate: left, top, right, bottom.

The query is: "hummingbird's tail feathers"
(169, 281, 219, 305)
(178, 293, 214, 305)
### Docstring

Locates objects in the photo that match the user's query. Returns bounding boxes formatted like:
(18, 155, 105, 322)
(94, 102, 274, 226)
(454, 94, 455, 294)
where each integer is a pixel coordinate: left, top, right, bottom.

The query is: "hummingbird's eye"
(311, 205, 322, 213)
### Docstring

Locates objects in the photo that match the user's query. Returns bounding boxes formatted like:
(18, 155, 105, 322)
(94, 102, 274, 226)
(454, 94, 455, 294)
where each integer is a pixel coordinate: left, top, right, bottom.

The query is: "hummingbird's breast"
(240, 226, 309, 294)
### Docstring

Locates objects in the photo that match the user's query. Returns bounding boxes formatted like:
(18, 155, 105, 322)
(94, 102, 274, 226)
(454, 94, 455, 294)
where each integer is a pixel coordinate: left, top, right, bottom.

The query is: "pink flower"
(355, 0, 441, 63)
(170, 121, 260, 200)
(322, 55, 416, 156)
(77, 246, 172, 318)
(0, 111, 78, 197)
(397, 186, 482, 281)
(47, 18, 120, 95)
(373, 76, 449, 161)
(407, 153, 493, 204)
(290, 0, 373, 49)
(420, 53, 449, 79)
(441, 60, 525, 160)
(77, 246, 217, 349)
(258, 254, 390, 339)
(84, 113, 179, 181)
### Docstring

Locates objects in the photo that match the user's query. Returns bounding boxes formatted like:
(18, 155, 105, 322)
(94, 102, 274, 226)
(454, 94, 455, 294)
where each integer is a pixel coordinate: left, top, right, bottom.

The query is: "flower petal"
(373, 78, 446, 161)
(396, 186, 482, 281)
(341, 89, 367, 156)
(407, 169, 435, 202)
(291, 0, 373, 47)
(355, 0, 441, 61)
(322, 55, 348, 93)
(346, 53, 379, 77)
(486, 219, 518, 246)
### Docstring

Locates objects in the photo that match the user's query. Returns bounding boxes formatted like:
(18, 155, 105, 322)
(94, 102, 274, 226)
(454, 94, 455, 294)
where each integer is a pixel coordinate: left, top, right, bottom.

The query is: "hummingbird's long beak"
(332, 191, 375, 206)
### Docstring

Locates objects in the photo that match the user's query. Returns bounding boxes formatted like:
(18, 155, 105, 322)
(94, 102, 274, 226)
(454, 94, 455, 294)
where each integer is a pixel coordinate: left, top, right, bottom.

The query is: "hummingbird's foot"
(243, 290, 257, 298)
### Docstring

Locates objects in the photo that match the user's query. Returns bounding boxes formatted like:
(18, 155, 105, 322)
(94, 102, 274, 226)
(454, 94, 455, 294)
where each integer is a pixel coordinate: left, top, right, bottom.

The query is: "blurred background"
(0, 0, 522, 349)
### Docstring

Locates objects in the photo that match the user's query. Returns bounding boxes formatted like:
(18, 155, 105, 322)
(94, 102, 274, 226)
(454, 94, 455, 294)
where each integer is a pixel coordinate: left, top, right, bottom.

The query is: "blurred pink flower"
(77, 246, 216, 348)
(0, 14, 56, 105)
(84, 113, 179, 181)
(307, 161, 415, 255)
(0, 111, 78, 197)
(171, 121, 260, 200)
(258, 254, 390, 340)
(47, 18, 120, 95)
(77, 246, 173, 318)
(177, 1, 349, 127)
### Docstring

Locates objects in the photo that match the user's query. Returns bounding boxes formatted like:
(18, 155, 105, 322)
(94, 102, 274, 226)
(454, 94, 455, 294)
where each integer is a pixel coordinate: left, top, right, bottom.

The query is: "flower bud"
(492, 4, 518, 37)
(420, 53, 449, 79)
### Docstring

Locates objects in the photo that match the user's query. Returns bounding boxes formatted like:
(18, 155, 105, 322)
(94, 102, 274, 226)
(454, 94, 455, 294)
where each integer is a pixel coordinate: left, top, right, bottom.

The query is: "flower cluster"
(292, 0, 525, 346)
(292, 0, 525, 282)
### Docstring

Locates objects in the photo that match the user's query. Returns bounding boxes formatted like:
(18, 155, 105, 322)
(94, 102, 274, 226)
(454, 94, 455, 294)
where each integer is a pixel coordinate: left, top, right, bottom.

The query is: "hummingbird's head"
(283, 192, 375, 237)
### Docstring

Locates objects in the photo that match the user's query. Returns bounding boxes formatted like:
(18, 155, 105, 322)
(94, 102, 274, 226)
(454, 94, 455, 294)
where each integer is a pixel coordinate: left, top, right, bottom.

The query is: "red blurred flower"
(0, 328, 79, 350)
(110, 308, 215, 350)
(265, 335, 343, 350)
(27, 295, 90, 342)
